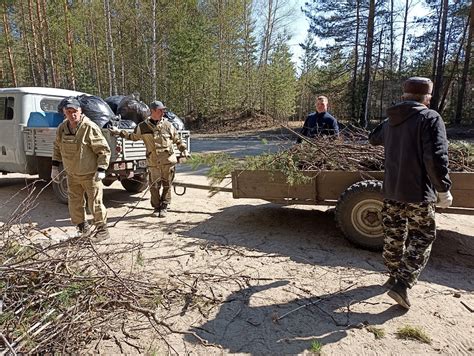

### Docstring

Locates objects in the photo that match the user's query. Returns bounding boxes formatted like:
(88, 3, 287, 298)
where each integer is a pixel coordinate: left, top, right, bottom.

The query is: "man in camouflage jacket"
(369, 77, 452, 309)
(111, 101, 188, 217)
(52, 98, 111, 241)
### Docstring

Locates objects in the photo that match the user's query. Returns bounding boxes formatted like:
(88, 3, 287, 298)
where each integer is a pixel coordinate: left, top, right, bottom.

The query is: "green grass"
(396, 325, 431, 344)
(309, 339, 323, 354)
(366, 325, 385, 339)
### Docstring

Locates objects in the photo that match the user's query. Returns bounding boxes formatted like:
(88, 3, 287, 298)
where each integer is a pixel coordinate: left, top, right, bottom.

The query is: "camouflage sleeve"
(88, 125, 111, 170)
(119, 125, 143, 141)
(52, 123, 63, 164)
(171, 125, 186, 152)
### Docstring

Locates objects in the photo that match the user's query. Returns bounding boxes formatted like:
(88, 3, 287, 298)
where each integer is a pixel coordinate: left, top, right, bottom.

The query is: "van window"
(40, 98, 62, 113)
(0, 97, 14, 120)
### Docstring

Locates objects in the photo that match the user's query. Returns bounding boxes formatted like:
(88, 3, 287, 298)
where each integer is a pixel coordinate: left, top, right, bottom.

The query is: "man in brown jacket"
(110, 101, 188, 217)
(52, 98, 111, 241)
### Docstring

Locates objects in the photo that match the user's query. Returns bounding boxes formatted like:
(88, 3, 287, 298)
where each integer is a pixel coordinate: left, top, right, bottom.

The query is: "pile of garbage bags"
(58, 94, 185, 131)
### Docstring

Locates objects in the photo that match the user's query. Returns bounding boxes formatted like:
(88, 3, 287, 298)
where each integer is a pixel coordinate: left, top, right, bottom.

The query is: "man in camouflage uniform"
(369, 77, 452, 309)
(110, 101, 188, 217)
(51, 98, 111, 241)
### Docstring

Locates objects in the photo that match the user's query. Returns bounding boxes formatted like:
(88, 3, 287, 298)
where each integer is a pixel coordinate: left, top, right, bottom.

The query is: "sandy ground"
(1, 170, 473, 355)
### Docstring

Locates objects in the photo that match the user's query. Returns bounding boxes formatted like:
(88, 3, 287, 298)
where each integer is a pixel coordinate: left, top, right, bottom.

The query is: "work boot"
(91, 224, 110, 242)
(382, 275, 397, 290)
(75, 221, 91, 238)
(388, 280, 411, 309)
(159, 203, 168, 218)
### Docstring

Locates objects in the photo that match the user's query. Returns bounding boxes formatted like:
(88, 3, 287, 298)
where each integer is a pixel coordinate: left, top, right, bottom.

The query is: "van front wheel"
(52, 169, 69, 204)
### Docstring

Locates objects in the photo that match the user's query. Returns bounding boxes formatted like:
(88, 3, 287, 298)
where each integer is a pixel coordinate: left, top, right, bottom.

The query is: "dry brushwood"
(0, 180, 246, 354)
(188, 126, 473, 187)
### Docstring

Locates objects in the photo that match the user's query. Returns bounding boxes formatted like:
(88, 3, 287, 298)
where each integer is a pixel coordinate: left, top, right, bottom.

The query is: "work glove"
(51, 166, 61, 183)
(108, 126, 121, 136)
(95, 171, 106, 182)
(436, 191, 453, 209)
(178, 150, 191, 163)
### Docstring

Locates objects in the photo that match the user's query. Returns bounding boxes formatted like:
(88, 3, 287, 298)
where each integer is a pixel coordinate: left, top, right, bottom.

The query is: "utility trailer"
(230, 170, 474, 250)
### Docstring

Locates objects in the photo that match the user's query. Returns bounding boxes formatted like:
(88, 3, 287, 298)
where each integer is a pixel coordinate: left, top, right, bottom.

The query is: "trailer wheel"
(52, 168, 69, 204)
(335, 180, 384, 251)
(121, 174, 149, 193)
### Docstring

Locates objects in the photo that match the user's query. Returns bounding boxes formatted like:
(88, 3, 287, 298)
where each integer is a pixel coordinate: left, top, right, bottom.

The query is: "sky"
(287, 0, 431, 69)
(287, 0, 309, 69)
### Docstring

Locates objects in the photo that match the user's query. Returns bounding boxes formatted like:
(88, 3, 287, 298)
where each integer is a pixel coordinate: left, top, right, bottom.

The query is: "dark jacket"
(369, 101, 451, 203)
(298, 112, 339, 142)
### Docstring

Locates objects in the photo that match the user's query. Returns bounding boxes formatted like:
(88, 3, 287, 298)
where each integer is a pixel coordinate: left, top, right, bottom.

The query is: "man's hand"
(95, 171, 106, 182)
(178, 150, 191, 163)
(436, 191, 453, 209)
(108, 126, 121, 136)
(51, 166, 61, 183)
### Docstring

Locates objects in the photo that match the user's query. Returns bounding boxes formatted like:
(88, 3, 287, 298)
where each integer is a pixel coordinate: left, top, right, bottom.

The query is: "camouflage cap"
(63, 97, 81, 109)
(149, 100, 166, 110)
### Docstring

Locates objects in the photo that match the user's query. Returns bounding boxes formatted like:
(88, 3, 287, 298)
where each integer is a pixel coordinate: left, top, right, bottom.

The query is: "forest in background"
(0, 0, 473, 127)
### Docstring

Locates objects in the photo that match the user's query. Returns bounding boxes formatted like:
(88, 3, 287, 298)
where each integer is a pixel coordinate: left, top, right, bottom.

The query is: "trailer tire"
(121, 174, 149, 193)
(335, 180, 384, 251)
(52, 167, 69, 205)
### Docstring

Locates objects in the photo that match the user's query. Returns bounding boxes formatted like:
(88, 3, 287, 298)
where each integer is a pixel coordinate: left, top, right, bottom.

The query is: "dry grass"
(396, 325, 431, 344)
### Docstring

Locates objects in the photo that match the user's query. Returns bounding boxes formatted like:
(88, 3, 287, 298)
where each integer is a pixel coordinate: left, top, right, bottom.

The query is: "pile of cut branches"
(187, 133, 473, 187)
(0, 182, 223, 354)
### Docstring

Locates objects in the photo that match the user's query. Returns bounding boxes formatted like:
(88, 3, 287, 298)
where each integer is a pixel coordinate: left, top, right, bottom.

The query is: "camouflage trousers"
(381, 199, 436, 288)
(149, 164, 175, 209)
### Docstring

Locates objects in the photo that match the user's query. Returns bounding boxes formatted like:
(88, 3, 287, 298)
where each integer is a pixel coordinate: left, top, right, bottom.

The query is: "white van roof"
(0, 87, 85, 97)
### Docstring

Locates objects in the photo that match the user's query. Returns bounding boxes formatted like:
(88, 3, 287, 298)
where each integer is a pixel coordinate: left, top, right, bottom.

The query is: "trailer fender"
(335, 180, 384, 251)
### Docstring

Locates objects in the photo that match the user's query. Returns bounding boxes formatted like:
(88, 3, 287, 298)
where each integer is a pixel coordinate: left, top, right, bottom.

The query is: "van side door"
(0, 95, 18, 172)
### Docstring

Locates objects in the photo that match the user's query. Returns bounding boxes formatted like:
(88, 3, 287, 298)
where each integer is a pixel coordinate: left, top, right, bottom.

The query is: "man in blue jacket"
(297, 96, 339, 142)
(369, 77, 452, 309)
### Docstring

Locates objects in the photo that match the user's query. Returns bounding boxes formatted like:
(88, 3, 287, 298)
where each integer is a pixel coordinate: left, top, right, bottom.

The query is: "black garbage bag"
(164, 111, 185, 130)
(103, 118, 137, 130)
(117, 96, 150, 124)
(57, 95, 115, 128)
(105, 95, 126, 114)
(76, 95, 115, 128)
